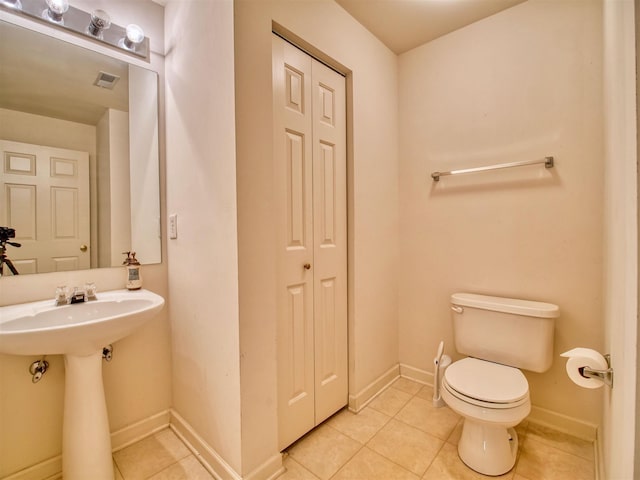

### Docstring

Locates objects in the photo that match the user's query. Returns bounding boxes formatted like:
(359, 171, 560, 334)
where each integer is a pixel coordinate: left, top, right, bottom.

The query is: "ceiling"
(1, 0, 527, 125)
(335, 0, 527, 54)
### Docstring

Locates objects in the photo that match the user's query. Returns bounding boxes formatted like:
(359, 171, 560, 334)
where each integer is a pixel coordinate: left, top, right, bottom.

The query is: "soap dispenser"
(122, 251, 142, 290)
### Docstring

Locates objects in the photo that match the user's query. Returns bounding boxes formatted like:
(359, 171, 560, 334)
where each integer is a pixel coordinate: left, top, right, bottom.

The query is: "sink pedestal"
(63, 352, 114, 480)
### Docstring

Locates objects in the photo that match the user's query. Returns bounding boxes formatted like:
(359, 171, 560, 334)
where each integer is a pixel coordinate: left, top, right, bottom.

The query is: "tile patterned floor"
(282, 378, 595, 480)
(112, 428, 213, 480)
(113, 378, 595, 480)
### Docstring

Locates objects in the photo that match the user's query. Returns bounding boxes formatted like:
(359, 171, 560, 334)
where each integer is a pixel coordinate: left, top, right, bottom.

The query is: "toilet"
(440, 293, 559, 476)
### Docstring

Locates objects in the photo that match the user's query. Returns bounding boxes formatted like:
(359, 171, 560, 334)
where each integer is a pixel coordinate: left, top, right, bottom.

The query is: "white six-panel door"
(0, 139, 90, 274)
(273, 35, 347, 450)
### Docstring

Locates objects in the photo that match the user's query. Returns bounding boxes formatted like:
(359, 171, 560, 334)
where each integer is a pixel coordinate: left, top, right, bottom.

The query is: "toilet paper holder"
(579, 354, 613, 388)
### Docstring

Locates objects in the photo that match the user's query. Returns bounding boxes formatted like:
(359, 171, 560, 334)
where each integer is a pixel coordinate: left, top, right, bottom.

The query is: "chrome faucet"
(69, 287, 86, 304)
(55, 283, 97, 306)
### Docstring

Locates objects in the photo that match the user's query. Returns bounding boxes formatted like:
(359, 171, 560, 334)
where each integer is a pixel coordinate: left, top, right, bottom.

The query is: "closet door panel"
(312, 60, 348, 425)
(274, 35, 315, 449)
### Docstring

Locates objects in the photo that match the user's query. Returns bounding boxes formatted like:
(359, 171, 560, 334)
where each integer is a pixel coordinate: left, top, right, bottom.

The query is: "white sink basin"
(0, 288, 164, 479)
(0, 289, 164, 356)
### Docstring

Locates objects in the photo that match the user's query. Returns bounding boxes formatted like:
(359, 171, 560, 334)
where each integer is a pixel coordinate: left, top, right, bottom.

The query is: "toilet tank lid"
(451, 293, 559, 318)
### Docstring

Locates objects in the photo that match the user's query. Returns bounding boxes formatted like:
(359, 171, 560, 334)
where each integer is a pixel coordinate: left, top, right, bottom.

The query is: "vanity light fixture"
(0, 0, 149, 61)
(43, 0, 68, 24)
(120, 24, 144, 51)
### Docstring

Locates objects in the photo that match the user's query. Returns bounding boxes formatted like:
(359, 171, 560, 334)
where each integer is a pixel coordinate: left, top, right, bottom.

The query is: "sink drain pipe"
(29, 357, 49, 383)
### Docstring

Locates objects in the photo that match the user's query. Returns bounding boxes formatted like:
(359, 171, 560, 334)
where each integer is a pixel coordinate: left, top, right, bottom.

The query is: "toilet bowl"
(442, 293, 559, 476)
(440, 357, 531, 475)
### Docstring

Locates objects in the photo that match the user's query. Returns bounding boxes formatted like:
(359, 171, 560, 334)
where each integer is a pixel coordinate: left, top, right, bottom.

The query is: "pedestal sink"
(0, 289, 164, 480)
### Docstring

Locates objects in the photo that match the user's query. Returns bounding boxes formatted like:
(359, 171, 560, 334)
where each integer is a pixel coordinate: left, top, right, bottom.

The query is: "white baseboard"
(399, 363, 432, 386)
(111, 410, 171, 451)
(1, 456, 62, 480)
(4, 408, 283, 480)
(348, 364, 399, 412)
(169, 409, 283, 480)
(527, 405, 598, 441)
(243, 454, 285, 480)
(170, 409, 242, 480)
(2, 410, 171, 480)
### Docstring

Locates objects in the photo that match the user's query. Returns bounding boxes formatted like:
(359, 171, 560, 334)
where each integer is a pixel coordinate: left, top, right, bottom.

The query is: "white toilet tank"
(451, 293, 560, 373)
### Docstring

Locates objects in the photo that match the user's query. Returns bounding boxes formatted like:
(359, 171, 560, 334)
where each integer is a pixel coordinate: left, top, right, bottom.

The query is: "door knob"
(303, 263, 311, 270)
(80, 244, 88, 252)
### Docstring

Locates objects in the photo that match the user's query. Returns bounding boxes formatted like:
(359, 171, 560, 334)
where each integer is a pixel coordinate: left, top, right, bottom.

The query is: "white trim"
(348, 364, 399, 412)
(243, 455, 285, 480)
(399, 363, 432, 387)
(602, 0, 639, 477)
(169, 409, 283, 480)
(111, 410, 171, 452)
(169, 409, 241, 480)
(522, 407, 597, 442)
(0, 456, 62, 480)
(595, 425, 605, 480)
(2, 410, 171, 480)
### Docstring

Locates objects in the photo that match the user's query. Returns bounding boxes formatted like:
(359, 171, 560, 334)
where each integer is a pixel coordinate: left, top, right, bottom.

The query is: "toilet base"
(458, 420, 518, 476)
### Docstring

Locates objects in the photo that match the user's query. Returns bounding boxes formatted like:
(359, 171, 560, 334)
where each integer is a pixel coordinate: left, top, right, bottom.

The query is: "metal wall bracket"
(579, 353, 613, 388)
(29, 358, 49, 383)
(102, 345, 113, 362)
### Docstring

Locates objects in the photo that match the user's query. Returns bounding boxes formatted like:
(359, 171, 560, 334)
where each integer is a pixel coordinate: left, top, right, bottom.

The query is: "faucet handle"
(85, 282, 97, 300)
(55, 285, 69, 305)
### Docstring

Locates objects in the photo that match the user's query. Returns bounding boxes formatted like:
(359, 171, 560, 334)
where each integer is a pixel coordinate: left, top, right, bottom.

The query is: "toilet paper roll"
(560, 348, 608, 389)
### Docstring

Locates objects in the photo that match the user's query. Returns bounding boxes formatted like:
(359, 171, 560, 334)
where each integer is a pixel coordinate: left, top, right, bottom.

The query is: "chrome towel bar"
(431, 156, 554, 182)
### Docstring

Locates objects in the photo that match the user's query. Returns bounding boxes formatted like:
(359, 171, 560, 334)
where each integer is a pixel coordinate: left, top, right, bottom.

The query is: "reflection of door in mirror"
(1, 139, 90, 274)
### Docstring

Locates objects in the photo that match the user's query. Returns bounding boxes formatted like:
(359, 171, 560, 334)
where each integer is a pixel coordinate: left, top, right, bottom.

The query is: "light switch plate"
(169, 214, 178, 239)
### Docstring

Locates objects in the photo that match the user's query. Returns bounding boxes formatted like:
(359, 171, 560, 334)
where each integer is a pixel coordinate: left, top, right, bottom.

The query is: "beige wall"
(97, 109, 131, 268)
(0, 2, 169, 477)
(235, 0, 399, 474)
(398, 0, 604, 427)
(0, 108, 96, 151)
(164, 0, 243, 474)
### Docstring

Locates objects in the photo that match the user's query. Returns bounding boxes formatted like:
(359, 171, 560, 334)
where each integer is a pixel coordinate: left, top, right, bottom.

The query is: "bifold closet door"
(273, 35, 347, 450)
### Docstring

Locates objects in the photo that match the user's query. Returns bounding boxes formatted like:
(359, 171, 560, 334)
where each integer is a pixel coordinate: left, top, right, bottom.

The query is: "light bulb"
(0, 0, 22, 10)
(87, 9, 111, 38)
(43, 0, 69, 23)
(122, 24, 144, 50)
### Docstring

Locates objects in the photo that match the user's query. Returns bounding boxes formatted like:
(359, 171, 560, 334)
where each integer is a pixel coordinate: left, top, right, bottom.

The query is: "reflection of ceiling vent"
(94, 71, 120, 89)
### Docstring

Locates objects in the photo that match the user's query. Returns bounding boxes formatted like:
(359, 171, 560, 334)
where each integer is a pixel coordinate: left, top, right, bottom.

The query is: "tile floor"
(112, 378, 595, 480)
(112, 428, 213, 480)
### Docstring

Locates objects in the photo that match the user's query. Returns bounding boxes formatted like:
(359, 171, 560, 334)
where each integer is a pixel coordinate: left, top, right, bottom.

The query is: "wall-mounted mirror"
(0, 19, 161, 276)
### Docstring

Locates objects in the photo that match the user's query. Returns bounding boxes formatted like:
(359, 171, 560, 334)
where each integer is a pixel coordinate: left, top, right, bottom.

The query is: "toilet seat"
(443, 358, 529, 409)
